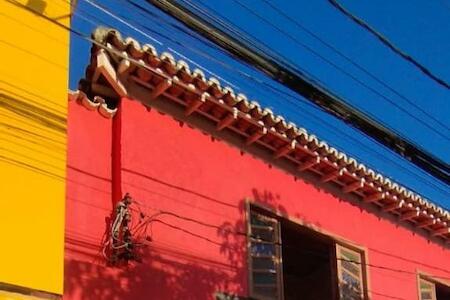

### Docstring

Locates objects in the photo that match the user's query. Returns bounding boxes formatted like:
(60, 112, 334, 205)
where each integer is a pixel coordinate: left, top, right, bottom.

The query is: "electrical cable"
(115, 0, 450, 198)
(128, 0, 450, 153)
(5, 1, 370, 157)
(31, 1, 450, 289)
(83, 0, 161, 45)
(10, 0, 450, 198)
(155, 0, 450, 184)
(53, 0, 238, 88)
(259, 0, 450, 133)
(328, 0, 450, 90)
(148, 221, 450, 283)
(124, 0, 328, 102)
(171, 0, 450, 196)
(183, 0, 420, 131)
(83, 0, 237, 88)
(8, 0, 448, 200)
(128, 199, 450, 282)
(124, 0, 329, 104)
(7, 0, 446, 204)
(105, 198, 417, 299)
(226, 0, 450, 141)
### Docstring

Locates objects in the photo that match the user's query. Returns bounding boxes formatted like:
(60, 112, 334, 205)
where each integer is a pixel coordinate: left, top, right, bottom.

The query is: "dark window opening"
(281, 220, 335, 300)
(420, 277, 450, 300)
(248, 205, 367, 300)
(436, 282, 450, 300)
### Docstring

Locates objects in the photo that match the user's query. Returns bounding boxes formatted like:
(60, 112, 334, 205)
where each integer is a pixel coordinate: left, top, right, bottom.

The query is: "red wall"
(64, 98, 450, 300)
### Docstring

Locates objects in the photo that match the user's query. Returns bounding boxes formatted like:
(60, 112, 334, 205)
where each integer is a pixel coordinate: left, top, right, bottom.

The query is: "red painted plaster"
(64, 98, 450, 300)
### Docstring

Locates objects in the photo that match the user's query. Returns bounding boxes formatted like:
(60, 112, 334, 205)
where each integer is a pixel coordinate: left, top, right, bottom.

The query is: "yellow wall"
(0, 0, 70, 295)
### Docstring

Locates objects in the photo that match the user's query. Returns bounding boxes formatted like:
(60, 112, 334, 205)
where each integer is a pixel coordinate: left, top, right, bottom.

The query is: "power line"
(10, 0, 450, 198)
(73, 1, 327, 108)
(260, 0, 450, 133)
(124, 0, 341, 103)
(67, 0, 238, 88)
(48, 0, 450, 197)
(145, 216, 414, 300)
(169, 0, 450, 185)
(83, 0, 161, 45)
(328, 0, 450, 90)
(118, 0, 450, 197)
(168, 0, 450, 197)
(8, 0, 450, 287)
(157, 0, 450, 148)
(129, 199, 450, 282)
(96, 0, 239, 88)
(227, 0, 450, 141)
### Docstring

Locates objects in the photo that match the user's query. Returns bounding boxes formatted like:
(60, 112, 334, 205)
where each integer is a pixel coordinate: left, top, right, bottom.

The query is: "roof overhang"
(71, 27, 450, 244)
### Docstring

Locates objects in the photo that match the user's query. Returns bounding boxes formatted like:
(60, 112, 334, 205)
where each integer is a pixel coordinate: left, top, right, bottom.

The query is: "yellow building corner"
(0, 0, 70, 295)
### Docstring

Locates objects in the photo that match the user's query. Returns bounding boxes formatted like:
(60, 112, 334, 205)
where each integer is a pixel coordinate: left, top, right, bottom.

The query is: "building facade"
(0, 1, 449, 299)
(63, 28, 450, 300)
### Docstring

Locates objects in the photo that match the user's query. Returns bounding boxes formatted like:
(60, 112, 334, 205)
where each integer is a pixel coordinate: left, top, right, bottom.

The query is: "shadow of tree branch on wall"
(65, 177, 333, 300)
(216, 188, 292, 300)
(65, 243, 242, 300)
(65, 196, 246, 299)
(65, 185, 324, 300)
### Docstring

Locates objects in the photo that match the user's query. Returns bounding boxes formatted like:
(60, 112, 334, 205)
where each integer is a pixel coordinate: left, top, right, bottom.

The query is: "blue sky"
(69, 0, 450, 209)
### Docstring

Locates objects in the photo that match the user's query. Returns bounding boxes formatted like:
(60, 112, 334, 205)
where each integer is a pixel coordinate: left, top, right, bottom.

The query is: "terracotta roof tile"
(69, 90, 117, 118)
(75, 27, 449, 243)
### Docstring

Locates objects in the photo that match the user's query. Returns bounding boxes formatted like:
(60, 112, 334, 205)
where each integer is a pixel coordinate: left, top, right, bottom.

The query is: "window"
(419, 277, 450, 300)
(247, 206, 368, 300)
(248, 210, 283, 300)
(336, 245, 365, 300)
(420, 279, 437, 300)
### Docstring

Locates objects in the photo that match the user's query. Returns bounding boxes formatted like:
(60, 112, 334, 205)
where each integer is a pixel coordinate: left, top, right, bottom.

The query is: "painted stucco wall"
(65, 98, 450, 299)
(0, 0, 70, 295)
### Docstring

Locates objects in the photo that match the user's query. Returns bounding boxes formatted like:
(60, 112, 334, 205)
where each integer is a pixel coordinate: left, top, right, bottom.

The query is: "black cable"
(169, 0, 450, 196)
(153, 0, 450, 165)
(169, 0, 450, 184)
(49, 0, 450, 289)
(125, 0, 297, 85)
(149, 219, 223, 246)
(8, 4, 449, 277)
(228, 0, 450, 141)
(11, 0, 450, 199)
(328, 0, 450, 90)
(151, 0, 450, 184)
(260, 0, 450, 133)
(8, 0, 450, 201)
(37, 0, 450, 197)
(186, 0, 440, 143)
(115, 0, 450, 198)
(369, 291, 406, 300)
(129, 201, 450, 282)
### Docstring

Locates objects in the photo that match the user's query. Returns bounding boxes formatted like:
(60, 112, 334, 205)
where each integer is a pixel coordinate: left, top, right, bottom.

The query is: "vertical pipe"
(111, 99, 123, 207)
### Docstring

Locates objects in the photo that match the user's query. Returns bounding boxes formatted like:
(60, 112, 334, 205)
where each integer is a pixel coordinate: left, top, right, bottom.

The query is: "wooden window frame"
(246, 200, 370, 300)
(335, 244, 368, 300)
(418, 277, 437, 300)
(246, 204, 284, 300)
(417, 272, 450, 300)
